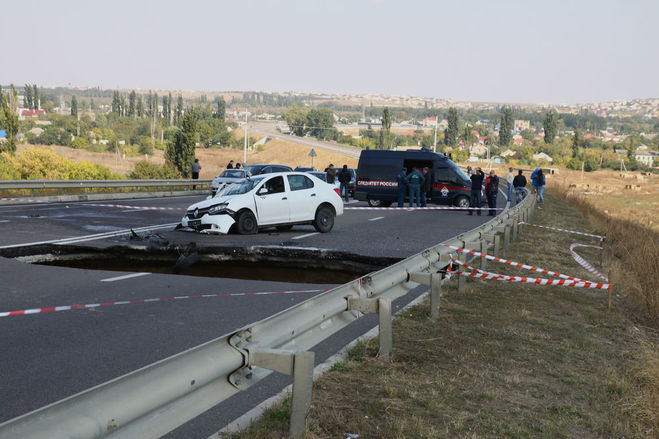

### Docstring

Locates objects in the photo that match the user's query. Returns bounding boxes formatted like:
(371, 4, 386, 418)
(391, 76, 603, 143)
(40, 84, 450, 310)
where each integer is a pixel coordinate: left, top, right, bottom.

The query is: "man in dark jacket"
(467, 167, 485, 215)
(407, 167, 425, 208)
(396, 167, 408, 207)
(484, 170, 499, 216)
(421, 166, 432, 207)
(512, 169, 527, 204)
(338, 165, 351, 202)
(227, 160, 234, 169)
(326, 164, 337, 184)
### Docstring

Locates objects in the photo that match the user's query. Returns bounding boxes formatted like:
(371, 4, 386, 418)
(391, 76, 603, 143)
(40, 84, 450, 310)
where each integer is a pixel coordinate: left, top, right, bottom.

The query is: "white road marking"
(120, 209, 145, 213)
(291, 232, 319, 240)
(0, 222, 179, 249)
(345, 200, 359, 204)
(0, 220, 9, 223)
(369, 216, 384, 221)
(100, 272, 151, 282)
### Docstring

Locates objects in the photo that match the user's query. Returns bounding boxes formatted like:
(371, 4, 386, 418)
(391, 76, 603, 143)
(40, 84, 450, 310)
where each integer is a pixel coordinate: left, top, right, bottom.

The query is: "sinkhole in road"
(11, 245, 398, 284)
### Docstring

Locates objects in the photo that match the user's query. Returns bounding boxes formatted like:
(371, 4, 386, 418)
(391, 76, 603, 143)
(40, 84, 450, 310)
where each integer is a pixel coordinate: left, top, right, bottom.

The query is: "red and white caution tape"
(518, 221, 604, 240)
(0, 289, 324, 318)
(442, 244, 582, 281)
(570, 243, 608, 282)
(0, 197, 48, 204)
(448, 268, 610, 289)
(84, 203, 185, 211)
(344, 206, 504, 211)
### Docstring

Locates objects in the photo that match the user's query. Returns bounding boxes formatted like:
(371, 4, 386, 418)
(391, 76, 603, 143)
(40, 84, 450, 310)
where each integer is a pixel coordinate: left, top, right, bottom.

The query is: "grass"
(219, 189, 658, 439)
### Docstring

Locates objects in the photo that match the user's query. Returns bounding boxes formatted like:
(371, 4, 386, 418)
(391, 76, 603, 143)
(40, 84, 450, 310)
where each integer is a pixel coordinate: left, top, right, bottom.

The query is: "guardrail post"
(495, 225, 511, 250)
(409, 272, 443, 319)
(486, 233, 500, 257)
(479, 241, 487, 270)
(249, 349, 315, 439)
(458, 250, 467, 293)
(347, 297, 392, 361)
(512, 218, 519, 241)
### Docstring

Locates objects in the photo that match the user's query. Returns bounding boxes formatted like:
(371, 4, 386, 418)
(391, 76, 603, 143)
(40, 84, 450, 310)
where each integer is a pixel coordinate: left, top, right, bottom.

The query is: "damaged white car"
(178, 172, 344, 234)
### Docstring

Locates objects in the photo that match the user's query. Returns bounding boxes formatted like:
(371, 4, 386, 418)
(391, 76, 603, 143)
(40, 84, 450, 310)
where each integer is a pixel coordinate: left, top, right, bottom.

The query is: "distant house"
(19, 108, 46, 120)
(501, 149, 516, 158)
(583, 133, 599, 140)
(422, 117, 437, 127)
(635, 146, 657, 167)
(28, 127, 44, 136)
(513, 120, 530, 132)
(512, 138, 524, 145)
(469, 144, 488, 157)
(533, 152, 553, 163)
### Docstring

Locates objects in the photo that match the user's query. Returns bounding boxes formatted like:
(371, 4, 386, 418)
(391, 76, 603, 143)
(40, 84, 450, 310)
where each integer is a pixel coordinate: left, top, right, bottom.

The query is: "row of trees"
(282, 105, 339, 140)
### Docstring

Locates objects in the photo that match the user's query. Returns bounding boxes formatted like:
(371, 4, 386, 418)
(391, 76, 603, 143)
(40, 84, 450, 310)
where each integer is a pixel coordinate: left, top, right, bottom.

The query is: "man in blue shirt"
(407, 167, 425, 208)
(396, 167, 408, 207)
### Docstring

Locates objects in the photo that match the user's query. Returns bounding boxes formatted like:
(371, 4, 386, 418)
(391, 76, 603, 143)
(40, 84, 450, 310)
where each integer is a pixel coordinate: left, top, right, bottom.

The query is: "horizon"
(2, 0, 658, 105)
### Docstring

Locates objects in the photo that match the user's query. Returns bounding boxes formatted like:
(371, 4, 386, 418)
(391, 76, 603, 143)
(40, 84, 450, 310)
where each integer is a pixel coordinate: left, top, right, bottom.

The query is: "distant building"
(635, 146, 657, 167)
(501, 149, 516, 158)
(19, 108, 46, 120)
(533, 152, 553, 163)
(422, 117, 437, 127)
(514, 120, 530, 132)
(469, 144, 488, 157)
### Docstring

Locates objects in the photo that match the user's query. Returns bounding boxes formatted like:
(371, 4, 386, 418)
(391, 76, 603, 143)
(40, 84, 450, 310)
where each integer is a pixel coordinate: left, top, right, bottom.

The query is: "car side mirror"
(257, 187, 268, 195)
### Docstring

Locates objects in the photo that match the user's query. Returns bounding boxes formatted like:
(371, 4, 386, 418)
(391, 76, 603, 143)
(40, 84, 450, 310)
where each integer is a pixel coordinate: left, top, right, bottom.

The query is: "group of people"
(396, 167, 432, 208)
(226, 160, 242, 170)
(467, 167, 500, 216)
(325, 164, 352, 202)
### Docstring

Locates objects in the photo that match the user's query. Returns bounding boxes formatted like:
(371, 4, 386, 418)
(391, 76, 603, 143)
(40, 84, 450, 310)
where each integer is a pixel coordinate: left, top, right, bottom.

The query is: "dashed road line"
(101, 272, 152, 282)
(291, 232, 319, 240)
(369, 216, 384, 222)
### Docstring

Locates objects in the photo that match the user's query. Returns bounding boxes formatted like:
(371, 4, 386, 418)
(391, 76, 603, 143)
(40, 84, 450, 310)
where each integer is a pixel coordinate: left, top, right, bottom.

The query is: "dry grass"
(222, 191, 658, 439)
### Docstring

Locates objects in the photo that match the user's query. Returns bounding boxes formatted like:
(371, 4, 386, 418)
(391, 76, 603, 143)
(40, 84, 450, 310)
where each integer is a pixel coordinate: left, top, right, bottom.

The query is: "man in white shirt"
(505, 167, 514, 201)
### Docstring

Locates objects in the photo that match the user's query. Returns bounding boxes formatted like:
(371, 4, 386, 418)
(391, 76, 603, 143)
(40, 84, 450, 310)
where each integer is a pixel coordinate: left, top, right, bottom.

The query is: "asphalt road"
(0, 191, 508, 437)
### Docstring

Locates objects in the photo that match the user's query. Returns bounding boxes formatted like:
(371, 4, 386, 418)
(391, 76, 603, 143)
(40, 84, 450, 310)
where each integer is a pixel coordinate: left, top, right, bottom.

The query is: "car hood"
(212, 177, 245, 184)
(186, 194, 238, 210)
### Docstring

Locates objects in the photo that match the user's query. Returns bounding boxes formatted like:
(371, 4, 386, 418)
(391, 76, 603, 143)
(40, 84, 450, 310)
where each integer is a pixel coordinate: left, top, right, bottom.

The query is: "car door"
(286, 174, 317, 222)
(433, 166, 453, 203)
(254, 175, 290, 224)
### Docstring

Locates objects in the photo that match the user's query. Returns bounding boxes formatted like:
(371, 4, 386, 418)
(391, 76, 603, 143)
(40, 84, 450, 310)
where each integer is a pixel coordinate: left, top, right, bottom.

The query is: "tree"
(175, 95, 183, 126)
(111, 91, 122, 115)
(499, 107, 513, 146)
(444, 107, 458, 146)
(306, 108, 337, 140)
(1, 88, 19, 154)
(166, 110, 196, 175)
(128, 91, 137, 117)
(23, 84, 32, 109)
(572, 129, 583, 158)
(215, 96, 226, 121)
(379, 107, 392, 149)
(543, 110, 557, 144)
(459, 126, 477, 148)
(283, 104, 309, 136)
(70, 96, 78, 118)
(32, 84, 39, 109)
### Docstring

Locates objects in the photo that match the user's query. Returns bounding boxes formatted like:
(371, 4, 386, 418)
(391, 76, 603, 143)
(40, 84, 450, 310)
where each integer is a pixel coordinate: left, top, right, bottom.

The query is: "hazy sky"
(2, 0, 658, 104)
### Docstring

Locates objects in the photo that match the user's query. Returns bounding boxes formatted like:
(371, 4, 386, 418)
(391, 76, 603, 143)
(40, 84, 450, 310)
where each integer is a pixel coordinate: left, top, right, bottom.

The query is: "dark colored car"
(354, 149, 476, 207)
(243, 164, 293, 176)
(294, 166, 316, 172)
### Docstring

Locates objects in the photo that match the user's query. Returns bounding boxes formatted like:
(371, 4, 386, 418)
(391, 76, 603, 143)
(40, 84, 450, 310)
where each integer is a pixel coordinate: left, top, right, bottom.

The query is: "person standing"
(421, 166, 432, 207)
(190, 158, 201, 190)
(326, 164, 337, 184)
(407, 167, 425, 208)
(505, 167, 514, 202)
(396, 167, 408, 207)
(536, 169, 546, 203)
(227, 160, 234, 169)
(235, 162, 242, 169)
(484, 170, 499, 216)
(467, 167, 485, 215)
(513, 169, 527, 204)
(338, 165, 351, 202)
(531, 168, 540, 199)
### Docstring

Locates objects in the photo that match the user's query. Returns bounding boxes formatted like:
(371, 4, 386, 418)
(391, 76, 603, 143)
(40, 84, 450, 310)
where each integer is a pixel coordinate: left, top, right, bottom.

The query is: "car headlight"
(209, 203, 233, 215)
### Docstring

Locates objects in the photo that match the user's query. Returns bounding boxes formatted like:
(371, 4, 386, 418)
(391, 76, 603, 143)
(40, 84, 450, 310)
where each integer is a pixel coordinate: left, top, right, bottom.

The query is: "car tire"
(454, 195, 470, 208)
(368, 199, 383, 207)
(313, 206, 335, 233)
(276, 225, 293, 231)
(236, 210, 258, 235)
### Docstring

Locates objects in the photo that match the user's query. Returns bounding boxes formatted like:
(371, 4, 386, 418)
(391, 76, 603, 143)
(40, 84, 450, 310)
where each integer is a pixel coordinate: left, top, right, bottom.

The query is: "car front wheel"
(313, 206, 335, 233)
(454, 195, 470, 208)
(236, 210, 258, 234)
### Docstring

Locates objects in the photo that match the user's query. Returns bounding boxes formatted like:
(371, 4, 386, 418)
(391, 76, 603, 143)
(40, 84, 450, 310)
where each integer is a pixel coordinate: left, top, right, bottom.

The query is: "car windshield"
(223, 176, 265, 195)
(244, 165, 264, 175)
(449, 161, 470, 182)
(220, 170, 245, 178)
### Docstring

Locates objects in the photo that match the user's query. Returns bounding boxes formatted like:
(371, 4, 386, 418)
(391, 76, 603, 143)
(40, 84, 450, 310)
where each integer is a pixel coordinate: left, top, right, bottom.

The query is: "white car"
(179, 172, 344, 234)
(210, 169, 250, 196)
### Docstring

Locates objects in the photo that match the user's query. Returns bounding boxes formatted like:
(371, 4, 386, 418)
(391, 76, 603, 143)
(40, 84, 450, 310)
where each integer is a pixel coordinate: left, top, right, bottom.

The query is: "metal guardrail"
(0, 179, 212, 195)
(0, 191, 536, 439)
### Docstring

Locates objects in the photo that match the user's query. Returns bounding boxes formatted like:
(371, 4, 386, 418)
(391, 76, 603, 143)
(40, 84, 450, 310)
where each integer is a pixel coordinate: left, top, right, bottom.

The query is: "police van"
(354, 149, 474, 207)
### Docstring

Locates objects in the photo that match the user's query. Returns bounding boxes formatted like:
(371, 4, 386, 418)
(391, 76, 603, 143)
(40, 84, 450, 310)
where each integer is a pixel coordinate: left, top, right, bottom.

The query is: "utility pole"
(433, 115, 438, 153)
(243, 110, 248, 164)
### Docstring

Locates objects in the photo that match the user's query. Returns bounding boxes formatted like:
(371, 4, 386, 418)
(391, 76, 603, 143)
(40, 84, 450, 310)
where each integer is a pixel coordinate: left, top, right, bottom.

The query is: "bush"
(129, 161, 181, 179)
(71, 137, 87, 149)
(3, 147, 122, 180)
(138, 137, 154, 155)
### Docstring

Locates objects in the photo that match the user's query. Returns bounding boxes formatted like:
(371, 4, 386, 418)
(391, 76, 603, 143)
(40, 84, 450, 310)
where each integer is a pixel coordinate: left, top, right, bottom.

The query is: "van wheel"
(454, 195, 470, 209)
(236, 211, 258, 234)
(368, 199, 383, 207)
(313, 206, 335, 233)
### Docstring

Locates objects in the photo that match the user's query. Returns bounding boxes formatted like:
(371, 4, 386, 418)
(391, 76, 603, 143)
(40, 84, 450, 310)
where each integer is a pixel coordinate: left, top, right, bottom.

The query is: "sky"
(2, 0, 658, 104)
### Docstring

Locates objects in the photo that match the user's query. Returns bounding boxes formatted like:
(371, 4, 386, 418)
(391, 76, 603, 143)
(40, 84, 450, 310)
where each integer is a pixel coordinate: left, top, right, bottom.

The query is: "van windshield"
(448, 161, 469, 182)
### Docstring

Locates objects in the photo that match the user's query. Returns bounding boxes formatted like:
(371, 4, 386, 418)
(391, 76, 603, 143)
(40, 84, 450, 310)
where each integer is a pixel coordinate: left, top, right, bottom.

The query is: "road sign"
(308, 149, 317, 157)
